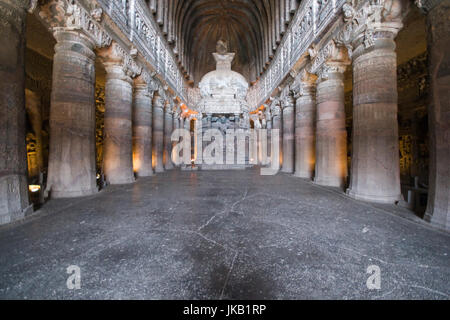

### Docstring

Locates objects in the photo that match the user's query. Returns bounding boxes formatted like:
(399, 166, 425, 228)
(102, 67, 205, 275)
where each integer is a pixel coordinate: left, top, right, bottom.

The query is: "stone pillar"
(102, 59, 135, 185)
(46, 29, 98, 198)
(294, 71, 317, 179)
(172, 113, 180, 167)
(0, 0, 32, 223)
(265, 107, 272, 162)
(346, 7, 404, 203)
(184, 117, 191, 130)
(420, 0, 450, 230)
(25, 90, 44, 179)
(153, 92, 165, 173)
(265, 108, 272, 130)
(174, 112, 180, 131)
(314, 61, 349, 189)
(164, 102, 174, 170)
(132, 76, 153, 177)
(206, 113, 213, 129)
(281, 93, 295, 173)
(234, 113, 240, 129)
(271, 100, 282, 170)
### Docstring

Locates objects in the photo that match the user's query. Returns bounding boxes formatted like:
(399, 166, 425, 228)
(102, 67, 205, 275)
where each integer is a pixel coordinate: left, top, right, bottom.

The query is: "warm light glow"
(29, 185, 41, 193)
(133, 152, 141, 173)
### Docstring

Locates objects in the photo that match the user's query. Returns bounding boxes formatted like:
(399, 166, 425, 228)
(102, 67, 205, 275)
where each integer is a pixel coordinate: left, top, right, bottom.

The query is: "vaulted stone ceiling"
(147, 0, 300, 85)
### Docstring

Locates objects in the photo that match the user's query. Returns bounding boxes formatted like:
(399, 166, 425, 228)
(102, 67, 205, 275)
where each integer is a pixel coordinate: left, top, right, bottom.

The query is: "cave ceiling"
(150, 0, 299, 85)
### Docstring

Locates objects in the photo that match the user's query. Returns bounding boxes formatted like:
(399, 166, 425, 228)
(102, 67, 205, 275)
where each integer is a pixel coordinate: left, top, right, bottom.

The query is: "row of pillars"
(48, 30, 176, 196)
(0, 1, 178, 223)
(0, 1, 448, 230)
(275, 1, 449, 230)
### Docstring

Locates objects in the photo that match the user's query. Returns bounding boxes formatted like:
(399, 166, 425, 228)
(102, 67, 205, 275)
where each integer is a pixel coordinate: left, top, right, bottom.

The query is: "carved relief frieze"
(309, 39, 350, 78)
(336, 0, 407, 55)
(250, 0, 351, 110)
(38, 0, 112, 48)
(99, 41, 142, 78)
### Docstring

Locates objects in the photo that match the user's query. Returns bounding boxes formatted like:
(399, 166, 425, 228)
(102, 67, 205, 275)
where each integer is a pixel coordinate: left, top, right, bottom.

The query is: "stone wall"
(95, 85, 106, 174)
(397, 52, 429, 186)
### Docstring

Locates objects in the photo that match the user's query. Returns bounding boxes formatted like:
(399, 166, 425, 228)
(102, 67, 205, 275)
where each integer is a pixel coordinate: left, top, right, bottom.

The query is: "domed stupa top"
(196, 40, 249, 114)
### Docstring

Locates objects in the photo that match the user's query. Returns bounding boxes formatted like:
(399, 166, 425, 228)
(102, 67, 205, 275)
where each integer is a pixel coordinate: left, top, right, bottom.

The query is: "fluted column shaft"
(294, 83, 316, 179)
(281, 96, 295, 173)
(271, 105, 282, 169)
(132, 84, 153, 177)
(47, 30, 98, 198)
(164, 104, 174, 170)
(103, 63, 135, 184)
(206, 113, 213, 129)
(153, 93, 165, 173)
(172, 114, 180, 166)
(423, 0, 450, 230)
(347, 36, 402, 203)
(314, 69, 348, 188)
(0, 0, 31, 223)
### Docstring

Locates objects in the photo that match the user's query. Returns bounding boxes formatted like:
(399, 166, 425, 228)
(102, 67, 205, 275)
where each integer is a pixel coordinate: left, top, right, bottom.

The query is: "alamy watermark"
(171, 128, 280, 175)
(366, 265, 381, 290)
(66, 265, 81, 290)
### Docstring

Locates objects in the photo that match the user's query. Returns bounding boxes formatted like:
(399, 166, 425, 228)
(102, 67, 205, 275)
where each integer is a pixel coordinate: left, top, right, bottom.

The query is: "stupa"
(196, 40, 250, 120)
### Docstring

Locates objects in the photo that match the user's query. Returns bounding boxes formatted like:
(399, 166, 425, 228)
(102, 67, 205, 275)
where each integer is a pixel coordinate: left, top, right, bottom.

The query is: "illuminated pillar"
(153, 91, 165, 173)
(102, 58, 135, 184)
(164, 102, 174, 170)
(271, 100, 282, 170)
(172, 112, 180, 167)
(294, 71, 317, 179)
(281, 94, 295, 173)
(46, 29, 98, 197)
(314, 61, 349, 189)
(346, 3, 405, 203)
(132, 76, 153, 177)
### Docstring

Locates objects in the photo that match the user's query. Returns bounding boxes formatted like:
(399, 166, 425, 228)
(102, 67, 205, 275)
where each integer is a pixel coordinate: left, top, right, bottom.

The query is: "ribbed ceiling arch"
(146, 0, 299, 85)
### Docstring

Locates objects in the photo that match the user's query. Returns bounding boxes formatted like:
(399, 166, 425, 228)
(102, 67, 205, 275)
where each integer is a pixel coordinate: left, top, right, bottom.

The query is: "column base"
(346, 188, 401, 204)
(155, 167, 165, 173)
(164, 164, 174, 170)
(293, 171, 313, 179)
(281, 167, 294, 174)
(107, 177, 135, 185)
(50, 187, 98, 199)
(314, 177, 345, 189)
(424, 211, 450, 232)
(0, 205, 33, 225)
(136, 170, 154, 178)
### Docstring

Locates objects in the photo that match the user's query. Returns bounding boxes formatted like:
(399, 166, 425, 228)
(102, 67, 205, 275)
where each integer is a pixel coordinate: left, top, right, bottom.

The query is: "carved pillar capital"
(270, 99, 282, 116)
(39, 0, 111, 48)
(99, 41, 142, 82)
(153, 91, 165, 110)
(2, 0, 37, 12)
(415, 0, 442, 13)
(318, 62, 349, 82)
(337, 0, 409, 58)
(133, 80, 150, 99)
(134, 71, 159, 98)
(310, 40, 351, 81)
(292, 69, 318, 97)
(281, 94, 295, 111)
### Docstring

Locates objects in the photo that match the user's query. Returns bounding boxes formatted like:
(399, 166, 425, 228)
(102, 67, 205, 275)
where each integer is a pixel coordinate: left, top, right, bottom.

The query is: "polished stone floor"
(0, 169, 449, 299)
